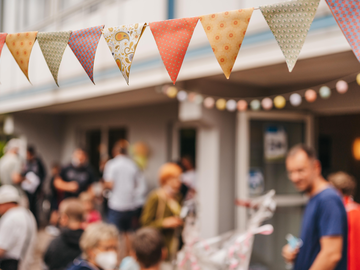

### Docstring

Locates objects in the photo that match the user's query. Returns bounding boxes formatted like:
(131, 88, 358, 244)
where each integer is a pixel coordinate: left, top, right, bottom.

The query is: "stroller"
(178, 190, 276, 270)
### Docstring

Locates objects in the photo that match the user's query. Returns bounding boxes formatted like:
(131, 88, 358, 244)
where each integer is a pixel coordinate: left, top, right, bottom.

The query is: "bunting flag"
(6, 31, 38, 81)
(102, 23, 146, 85)
(326, 0, 360, 62)
(200, 9, 254, 79)
(37, 31, 72, 86)
(260, 0, 320, 72)
(0, 33, 7, 58)
(150, 17, 199, 84)
(68, 25, 104, 84)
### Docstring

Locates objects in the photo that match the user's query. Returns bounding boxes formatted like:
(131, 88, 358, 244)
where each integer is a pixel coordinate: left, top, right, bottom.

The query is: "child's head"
(59, 198, 84, 228)
(79, 192, 94, 212)
(132, 227, 165, 269)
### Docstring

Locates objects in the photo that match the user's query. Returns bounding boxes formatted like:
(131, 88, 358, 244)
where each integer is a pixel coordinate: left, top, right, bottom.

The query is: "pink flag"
(326, 0, 360, 62)
(68, 25, 104, 84)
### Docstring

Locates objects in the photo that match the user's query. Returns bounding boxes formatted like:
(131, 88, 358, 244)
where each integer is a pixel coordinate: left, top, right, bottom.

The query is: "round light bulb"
(261, 98, 273, 110)
(274, 95, 286, 109)
(226, 99, 237, 112)
(289, 93, 302, 107)
(336, 80, 348, 94)
(305, 89, 317, 103)
(216, 99, 227, 110)
(177, 90, 187, 102)
(319, 86, 331, 99)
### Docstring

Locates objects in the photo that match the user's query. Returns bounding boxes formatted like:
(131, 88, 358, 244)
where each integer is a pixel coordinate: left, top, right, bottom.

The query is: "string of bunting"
(160, 73, 360, 111)
(0, 0, 358, 86)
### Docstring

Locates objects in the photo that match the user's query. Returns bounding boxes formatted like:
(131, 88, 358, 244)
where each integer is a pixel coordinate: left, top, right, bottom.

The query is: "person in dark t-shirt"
(54, 148, 97, 198)
(283, 144, 347, 270)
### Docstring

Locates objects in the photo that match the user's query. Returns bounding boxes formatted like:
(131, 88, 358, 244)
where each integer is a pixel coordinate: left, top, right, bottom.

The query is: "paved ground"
(29, 230, 54, 270)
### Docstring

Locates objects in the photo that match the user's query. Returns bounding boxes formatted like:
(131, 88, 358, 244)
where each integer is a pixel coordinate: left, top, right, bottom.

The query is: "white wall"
(60, 102, 178, 189)
(13, 113, 65, 174)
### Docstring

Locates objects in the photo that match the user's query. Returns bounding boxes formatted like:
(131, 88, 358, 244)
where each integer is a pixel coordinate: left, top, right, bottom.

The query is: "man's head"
(328, 171, 357, 197)
(286, 144, 321, 193)
(0, 185, 20, 216)
(132, 227, 165, 269)
(26, 145, 36, 161)
(72, 148, 88, 167)
(58, 198, 84, 228)
(4, 139, 21, 155)
(112, 139, 129, 157)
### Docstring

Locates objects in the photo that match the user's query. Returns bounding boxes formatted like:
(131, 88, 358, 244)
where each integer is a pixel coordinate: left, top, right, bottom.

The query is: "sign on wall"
(264, 126, 288, 161)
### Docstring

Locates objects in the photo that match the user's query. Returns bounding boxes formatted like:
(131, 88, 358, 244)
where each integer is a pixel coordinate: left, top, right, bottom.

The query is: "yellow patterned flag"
(200, 9, 253, 79)
(6, 31, 38, 82)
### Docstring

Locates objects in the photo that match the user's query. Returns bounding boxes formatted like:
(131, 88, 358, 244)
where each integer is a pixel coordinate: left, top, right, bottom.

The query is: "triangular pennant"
(6, 31, 38, 82)
(200, 9, 254, 79)
(68, 25, 104, 84)
(0, 33, 7, 58)
(37, 31, 72, 86)
(326, 0, 360, 62)
(102, 23, 146, 85)
(150, 17, 199, 84)
(260, 0, 320, 72)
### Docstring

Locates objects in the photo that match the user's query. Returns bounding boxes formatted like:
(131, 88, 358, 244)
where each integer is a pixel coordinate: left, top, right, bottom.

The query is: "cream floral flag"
(260, 0, 320, 72)
(102, 23, 146, 85)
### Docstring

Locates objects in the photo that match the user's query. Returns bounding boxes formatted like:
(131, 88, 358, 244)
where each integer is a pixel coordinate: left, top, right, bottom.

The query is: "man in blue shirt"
(283, 144, 347, 270)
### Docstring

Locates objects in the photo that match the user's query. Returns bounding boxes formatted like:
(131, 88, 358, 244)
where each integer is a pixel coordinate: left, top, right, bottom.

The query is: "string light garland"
(160, 72, 360, 112)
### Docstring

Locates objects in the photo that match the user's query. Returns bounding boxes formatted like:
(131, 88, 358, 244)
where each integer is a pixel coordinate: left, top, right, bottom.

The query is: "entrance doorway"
(236, 111, 313, 270)
(179, 128, 196, 166)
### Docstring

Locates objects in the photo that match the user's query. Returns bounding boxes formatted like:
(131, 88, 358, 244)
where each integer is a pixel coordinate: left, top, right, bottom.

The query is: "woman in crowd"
(141, 163, 184, 261)
(67, 222, 119, 270)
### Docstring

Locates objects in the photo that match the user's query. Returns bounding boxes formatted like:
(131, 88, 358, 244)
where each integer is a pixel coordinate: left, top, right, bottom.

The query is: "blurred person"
(0, 185, 37, 270)
(328, 172, 360, 270)
(180, 155, 196, 191)
(141, 163, 183, 261)
(0, 139, 23, 187)
(45, 163, 63, 236)
(79, 192, 102, 226)
(103, 140, 146, 253)
(54, 148, 97, 199)
(66, 222, 119, 270)
(128, 227, 166, 270)
(21, 145, 46, 225)
(44, 198, 85, 270)
(282, 145, 347, 270)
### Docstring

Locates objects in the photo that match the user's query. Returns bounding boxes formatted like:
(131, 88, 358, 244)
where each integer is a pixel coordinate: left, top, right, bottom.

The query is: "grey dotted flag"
(37, 31, 72, 86)
(260, 0, 320, 72)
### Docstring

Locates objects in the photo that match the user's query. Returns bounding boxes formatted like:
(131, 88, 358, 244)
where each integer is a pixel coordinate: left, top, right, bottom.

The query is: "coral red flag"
(150, 17, 199, 84)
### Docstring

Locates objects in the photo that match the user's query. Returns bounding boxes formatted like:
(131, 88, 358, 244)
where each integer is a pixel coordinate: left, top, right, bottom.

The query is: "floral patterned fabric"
(102, 23, 146, 85)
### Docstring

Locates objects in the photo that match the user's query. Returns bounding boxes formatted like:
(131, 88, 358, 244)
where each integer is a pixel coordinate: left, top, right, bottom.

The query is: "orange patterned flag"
(6, 32, 38, 82)
(200, 9, 253, 79)
(150, 17, 199, 84)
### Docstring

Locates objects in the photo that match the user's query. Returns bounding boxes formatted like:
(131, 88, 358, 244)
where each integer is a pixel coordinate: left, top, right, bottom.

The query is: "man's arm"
(103, 181, 113, 190)
(53, 176, 78, 193)
(309, 236, 343, 270)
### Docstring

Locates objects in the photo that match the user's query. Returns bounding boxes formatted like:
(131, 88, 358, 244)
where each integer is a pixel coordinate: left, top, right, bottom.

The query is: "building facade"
(0, 0, 359, 269)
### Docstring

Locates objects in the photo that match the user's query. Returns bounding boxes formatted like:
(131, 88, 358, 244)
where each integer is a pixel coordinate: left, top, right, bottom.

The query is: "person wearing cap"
(0, 139, 23, 187)
(0, 185, 37, 270)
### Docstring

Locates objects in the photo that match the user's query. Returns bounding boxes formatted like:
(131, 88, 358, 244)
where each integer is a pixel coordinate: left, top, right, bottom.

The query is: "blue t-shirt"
(295, 187, 347, 270)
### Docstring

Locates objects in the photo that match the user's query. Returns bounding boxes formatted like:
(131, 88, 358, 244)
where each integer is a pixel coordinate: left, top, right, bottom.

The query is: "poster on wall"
(264, 126, 288, 161)
(249, 168, 265, 196)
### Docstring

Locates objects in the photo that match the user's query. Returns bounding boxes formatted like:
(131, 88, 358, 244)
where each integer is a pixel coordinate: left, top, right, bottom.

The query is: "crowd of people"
(0, 139, 196, 270)
(1, 137, 360, 270)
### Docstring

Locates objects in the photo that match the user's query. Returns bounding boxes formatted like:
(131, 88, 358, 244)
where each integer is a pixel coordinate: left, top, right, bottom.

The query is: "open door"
(236, 111, 314, 270)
